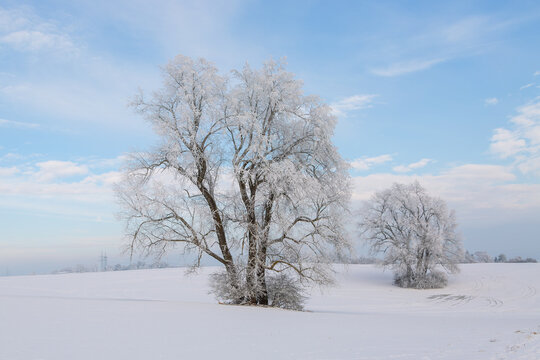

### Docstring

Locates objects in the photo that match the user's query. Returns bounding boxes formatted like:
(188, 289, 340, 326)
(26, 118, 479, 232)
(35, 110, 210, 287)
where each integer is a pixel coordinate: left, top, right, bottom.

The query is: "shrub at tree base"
(393, 270, 448, 289)
(266, 273, 307, 311)
(210, 271, 306, 311)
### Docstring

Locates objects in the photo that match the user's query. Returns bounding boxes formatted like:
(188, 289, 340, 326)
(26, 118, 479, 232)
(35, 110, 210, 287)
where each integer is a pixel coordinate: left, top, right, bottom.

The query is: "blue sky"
(1, 0, 539, 274)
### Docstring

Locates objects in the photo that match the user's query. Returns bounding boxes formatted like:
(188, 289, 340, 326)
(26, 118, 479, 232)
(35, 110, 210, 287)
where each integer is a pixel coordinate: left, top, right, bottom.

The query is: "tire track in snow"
(523, 285, 537, 298)
(483, 296, 504, 308)
(426, 293, 475, 307)
(473, 278, 484, 292)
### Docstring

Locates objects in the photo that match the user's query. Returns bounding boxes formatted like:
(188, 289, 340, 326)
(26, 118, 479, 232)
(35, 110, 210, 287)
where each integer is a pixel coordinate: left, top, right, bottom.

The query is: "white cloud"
(0, 5, 160, 133)
(517, 157, 540, 175)
(35, 160, 89, 182)
(484, 97, 499, 106)
(371, 58, 445, 77)
(0, 157, 123, 222)
(0, 166, 19, 176)
(0, 152, 43, 164)
(0, 153, 22, 162)
(331, 94, 378, 117)
(0, 118, 39, 129)
(393, 158, 432, 173)
(441, 16, 489, 43)
(350, 154, 392, 171)
(442, 164, 515, 182)
(490, 97, 540, 176)
(87, 155, 130, 170)
(0, 80, 141, 130)
(534, 71, 540, 76)
(490, 128, 527, 158)
(73, 0, 248, 67)
(82, 171, 122, 187)
(369, 15, 523, 79)
(0, 7, 78, 54)
(352, 164, 540, 224)
(0, 30, 75, 53)
(520, 83, 534, 90)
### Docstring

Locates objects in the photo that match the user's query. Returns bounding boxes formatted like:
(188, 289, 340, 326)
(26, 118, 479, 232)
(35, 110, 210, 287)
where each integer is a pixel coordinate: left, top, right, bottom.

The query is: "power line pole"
(100, 251, 108, 271)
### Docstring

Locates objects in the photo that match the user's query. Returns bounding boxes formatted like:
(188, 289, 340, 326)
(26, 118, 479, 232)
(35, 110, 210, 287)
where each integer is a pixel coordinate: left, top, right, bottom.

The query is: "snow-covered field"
(0, 264, 538, 360)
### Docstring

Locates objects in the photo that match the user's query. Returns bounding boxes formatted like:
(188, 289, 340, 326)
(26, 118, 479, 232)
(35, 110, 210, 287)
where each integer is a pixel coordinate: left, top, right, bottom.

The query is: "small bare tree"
(116, 55, 351, 308)
(358, 182, 463, 289)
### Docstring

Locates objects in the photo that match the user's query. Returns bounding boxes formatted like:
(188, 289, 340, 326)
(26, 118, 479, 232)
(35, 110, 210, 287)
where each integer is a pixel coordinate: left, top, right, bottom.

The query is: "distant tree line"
(344, 256, 378, 265)
(338, 252, 538, 266)
(52, 261, 171, 274)
(461, 251, 537, 264)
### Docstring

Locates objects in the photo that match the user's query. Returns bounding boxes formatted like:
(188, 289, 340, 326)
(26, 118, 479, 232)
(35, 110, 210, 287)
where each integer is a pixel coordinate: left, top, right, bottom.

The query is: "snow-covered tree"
(474, 251, 493, 263)
(116, 55, 351, 308)
(358, 182, 463, 289)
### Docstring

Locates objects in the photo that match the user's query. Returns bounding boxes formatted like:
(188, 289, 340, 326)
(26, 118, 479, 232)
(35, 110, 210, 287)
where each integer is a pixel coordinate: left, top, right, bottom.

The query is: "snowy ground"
(0, 264, 538, 360)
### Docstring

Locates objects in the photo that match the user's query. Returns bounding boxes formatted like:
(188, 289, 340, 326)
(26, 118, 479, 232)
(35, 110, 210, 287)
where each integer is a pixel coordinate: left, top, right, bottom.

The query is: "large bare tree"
(116, 55, 351, 308)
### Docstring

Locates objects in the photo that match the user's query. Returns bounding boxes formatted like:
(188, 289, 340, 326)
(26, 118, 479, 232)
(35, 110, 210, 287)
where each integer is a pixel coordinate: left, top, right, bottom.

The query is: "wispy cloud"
(331, 94, 378, 117)
(0, 77, 143, 130)
(0, 157, 122, 220)
(490, 128, 527, 158)
(393, 158, 433, 173)
(369, 14, 525, 78)
(534, 71, 540, 76)
(350, 154, 392, 171)
(441, 16, 490, 43)
(77, 0, 248, 66)
(0, 5, 159, 135)
(0, 118, 39, 129)
(352, 164, 540, 224)
(520, 83, 534, 90)
(371, 58, 445, 77)
(485, 97, 499, 106)
(490, 97, 540, 176)
(0, 6, 79, 55)
(34, 160, 89, 182)
(0, 30, 76, 53)
(0, 166, 19, 176)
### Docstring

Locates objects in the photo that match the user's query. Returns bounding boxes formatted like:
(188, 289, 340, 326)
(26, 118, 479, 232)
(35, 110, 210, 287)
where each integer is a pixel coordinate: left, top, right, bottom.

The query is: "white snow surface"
(1, 264, 539, 359)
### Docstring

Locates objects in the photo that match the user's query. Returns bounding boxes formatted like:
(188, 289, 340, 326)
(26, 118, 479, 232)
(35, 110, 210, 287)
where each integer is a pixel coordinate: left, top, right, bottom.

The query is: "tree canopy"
(116, 55, 351, 308)
(359, 182, 463, 289)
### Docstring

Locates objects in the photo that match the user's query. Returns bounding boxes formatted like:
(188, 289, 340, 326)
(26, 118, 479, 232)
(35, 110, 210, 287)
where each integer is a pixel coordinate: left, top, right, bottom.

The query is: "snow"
(1, 264, 539, 359)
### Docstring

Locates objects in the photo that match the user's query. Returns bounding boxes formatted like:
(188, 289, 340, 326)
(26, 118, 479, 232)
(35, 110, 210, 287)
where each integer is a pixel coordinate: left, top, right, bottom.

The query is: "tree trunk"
(416, 248, 426, 278)
(246, 227, 258, 304)
(199, 184, 238, 288)
(238, 178, 259, 304)
(256, 193, 274, 305)
(423, 250, 430, 276)
(256, 246, 268, 305)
